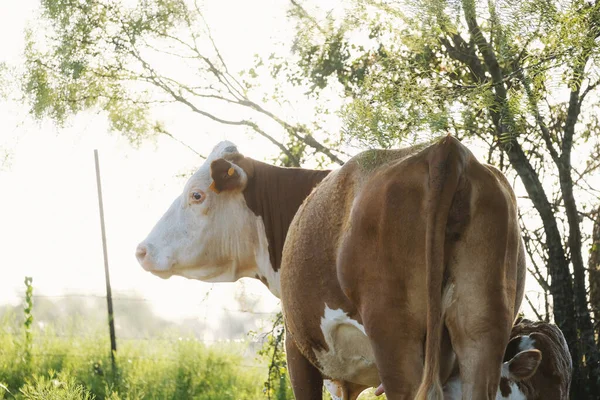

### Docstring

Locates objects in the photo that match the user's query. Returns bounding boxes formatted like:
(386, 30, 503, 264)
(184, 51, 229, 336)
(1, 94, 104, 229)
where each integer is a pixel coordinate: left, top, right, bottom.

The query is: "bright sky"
(0, 0, 299, 335)
(0, 0, 569, 337)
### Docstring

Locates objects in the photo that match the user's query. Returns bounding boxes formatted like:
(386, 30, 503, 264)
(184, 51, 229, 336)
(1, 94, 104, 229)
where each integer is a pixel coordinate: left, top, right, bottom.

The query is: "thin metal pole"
(94, 149, 117, 371)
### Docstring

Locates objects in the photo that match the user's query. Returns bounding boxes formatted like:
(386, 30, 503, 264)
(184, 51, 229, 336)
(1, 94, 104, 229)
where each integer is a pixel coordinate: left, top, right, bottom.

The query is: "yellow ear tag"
(209, 181, 220, 194)
(227, 167, 235, 176)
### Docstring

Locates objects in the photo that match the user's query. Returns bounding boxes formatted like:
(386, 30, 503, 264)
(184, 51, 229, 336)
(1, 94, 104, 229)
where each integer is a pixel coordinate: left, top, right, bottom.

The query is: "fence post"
(23, 277, 33, 373)
(94, 149, 117, 372)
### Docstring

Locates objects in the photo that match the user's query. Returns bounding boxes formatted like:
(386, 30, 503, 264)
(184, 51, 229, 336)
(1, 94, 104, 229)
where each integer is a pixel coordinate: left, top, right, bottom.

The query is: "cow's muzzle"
(136, 243, 153, 271)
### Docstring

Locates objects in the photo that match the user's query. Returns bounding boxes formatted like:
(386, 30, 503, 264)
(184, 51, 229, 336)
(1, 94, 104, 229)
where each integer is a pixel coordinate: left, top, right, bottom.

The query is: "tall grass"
(0, 311, 268, 399)
(0, 280, 382, 400)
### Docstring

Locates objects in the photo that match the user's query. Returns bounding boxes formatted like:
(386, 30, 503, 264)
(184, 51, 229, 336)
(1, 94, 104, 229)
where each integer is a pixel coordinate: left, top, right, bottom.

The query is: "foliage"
(253, 313, 292, 400)
(19, 372, 95, 400)
(23, 278, 33, 374)
(0, 312, 266, 400)
(282, 0, 600, 398)
(285, 0, 600, 148)
(21, 0, 345, 166)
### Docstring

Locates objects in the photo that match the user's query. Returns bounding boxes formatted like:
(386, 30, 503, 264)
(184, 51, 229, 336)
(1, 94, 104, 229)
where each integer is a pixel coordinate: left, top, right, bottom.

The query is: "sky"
(0, 0, 297, 337)
(0, 0, 561, 339)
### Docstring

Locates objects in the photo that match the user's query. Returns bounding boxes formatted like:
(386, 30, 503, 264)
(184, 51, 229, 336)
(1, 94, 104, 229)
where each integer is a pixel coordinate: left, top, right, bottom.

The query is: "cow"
(135, 140, 329, 294)
(443, 318, 572, 400)
(136, 137, 527, 400)
(278, 135, 526, 399)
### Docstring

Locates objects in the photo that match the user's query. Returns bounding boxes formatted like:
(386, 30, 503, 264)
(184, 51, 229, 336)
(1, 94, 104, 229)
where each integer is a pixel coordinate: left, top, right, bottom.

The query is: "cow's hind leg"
(286, 331, 323, 400)
(444, 202, 518, 400)
(446, 291, 511, 399)
(446, 289, 511, 400)
(359, 301, 425, 400)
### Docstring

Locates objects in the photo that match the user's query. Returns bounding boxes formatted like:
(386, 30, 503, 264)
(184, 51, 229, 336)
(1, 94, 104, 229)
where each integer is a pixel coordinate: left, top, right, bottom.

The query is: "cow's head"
(135, 141, 262, 283)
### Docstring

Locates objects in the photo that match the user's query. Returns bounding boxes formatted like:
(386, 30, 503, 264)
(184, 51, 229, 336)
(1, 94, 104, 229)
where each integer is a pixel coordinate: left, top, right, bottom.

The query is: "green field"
(0, 284, 389, 400)
(0, 311, 287, 400)
(0, 315, 385, 399)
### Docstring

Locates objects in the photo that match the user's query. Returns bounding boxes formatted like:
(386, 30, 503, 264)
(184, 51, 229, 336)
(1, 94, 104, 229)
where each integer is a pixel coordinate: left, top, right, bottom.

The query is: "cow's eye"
(190, 191, 205, 203)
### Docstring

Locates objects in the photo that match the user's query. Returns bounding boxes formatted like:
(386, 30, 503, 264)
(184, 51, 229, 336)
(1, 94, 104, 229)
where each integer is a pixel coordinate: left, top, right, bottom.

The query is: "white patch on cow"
(313, 305, 379, 387)
(137, 141, 281, 298)
(443, 374, 527, 400)
(518, 335, 535, 352)
(501, 361, 511, 378)
(254, 216, 280, 297)
(323, 379, 343, 400)
(497, 382, 526, 400)
(322, 306, 367, 335)
(498, 362, 528, 400)
(442, 375, 462, 400)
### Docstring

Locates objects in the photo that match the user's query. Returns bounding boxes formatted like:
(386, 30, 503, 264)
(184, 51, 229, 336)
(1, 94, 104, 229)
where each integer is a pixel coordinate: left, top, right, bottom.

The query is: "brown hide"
(240, 158, 330, 272)
(507, 319, 572, 400)
(280, 137, 526, 400)
(281, 147, 418, 365)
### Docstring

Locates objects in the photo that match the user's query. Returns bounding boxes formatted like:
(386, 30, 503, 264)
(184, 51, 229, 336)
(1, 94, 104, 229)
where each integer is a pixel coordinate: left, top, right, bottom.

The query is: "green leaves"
(286, 0, 600, 152)
(254, 313, 291, 400)
(23, 277, 34, 375)
(22, 0, 188, 142)
(19, 0, 347, 166)
(19, 371, 96, 400)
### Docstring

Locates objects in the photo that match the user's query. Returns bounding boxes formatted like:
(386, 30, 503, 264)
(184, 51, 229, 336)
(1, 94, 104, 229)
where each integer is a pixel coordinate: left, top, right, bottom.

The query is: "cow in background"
(442, 318, 572, 400)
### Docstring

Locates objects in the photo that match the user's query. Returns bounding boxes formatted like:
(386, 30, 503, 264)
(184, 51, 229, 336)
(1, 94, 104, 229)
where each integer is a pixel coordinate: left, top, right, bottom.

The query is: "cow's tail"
(415, 135, 466, 400)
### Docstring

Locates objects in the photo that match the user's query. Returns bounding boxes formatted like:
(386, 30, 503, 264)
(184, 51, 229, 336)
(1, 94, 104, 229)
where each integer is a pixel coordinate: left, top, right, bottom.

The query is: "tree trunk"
(459, 2, 588, 394)
(559, 165, 600, 397)
(590, 207, 600, 344)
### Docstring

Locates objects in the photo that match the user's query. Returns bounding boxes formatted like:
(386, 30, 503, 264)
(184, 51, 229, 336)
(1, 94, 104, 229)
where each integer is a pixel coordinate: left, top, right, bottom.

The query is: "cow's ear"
(223, 153, 254, 178)
(506, 349, 542, 381)
(209, 158, 247, 194)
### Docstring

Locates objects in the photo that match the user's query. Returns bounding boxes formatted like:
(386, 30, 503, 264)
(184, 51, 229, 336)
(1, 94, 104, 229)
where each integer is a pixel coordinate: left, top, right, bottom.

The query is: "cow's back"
(280, 139, 527, 397)
(281, 146, 419, 383)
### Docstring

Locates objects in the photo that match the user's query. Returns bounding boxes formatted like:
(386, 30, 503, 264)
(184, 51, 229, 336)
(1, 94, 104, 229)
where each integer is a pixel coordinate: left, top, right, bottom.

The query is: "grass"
(0, 312, 270, 399)
(0, 310, 382, 400)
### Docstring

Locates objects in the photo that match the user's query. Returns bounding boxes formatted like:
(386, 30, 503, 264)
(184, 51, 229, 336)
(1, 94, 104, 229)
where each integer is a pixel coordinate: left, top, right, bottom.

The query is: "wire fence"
(0, 296, 280, 374)
(0, 288, 281, 363)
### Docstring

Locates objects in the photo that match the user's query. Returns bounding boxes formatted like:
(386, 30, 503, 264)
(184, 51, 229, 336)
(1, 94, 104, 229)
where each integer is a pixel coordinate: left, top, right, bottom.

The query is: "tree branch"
(155, 125, 206, 158)
(130, 48, 302, 166)
(141, 16, 344, 166)
(579, 78, 600, 107)
(440, 34, 487, 83)
(289, 0, 327, 36)
(515, 68, 560, 164)
(525, 293, 545, 321)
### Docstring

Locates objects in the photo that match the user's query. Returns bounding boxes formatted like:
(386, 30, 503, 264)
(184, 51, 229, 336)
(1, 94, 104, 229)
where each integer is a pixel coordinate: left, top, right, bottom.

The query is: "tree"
(282, 0, 600, 397)
(21, 0, 346, 167)
(590, 207, 600, 341)
(17, 0, 600, 397)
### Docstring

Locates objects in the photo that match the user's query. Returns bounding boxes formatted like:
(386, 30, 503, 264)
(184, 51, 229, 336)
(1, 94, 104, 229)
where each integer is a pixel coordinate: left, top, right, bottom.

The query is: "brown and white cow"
(137, 137, 527, 400)
(136, 141, 329, 294)
(278, 135, 526, 400)
(442, 318, 572, 400)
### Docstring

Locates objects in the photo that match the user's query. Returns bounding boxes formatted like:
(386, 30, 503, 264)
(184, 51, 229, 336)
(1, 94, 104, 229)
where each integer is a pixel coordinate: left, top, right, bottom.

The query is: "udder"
(313, 306, 380, 387)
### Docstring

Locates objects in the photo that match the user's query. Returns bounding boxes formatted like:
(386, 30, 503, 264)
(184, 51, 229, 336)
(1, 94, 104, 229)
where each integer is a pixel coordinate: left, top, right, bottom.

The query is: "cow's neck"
(243, 159, 330, 297)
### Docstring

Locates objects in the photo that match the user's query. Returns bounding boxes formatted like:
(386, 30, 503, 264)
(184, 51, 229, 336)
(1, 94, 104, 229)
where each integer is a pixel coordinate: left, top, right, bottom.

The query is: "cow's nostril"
(136, 244, 148, 263)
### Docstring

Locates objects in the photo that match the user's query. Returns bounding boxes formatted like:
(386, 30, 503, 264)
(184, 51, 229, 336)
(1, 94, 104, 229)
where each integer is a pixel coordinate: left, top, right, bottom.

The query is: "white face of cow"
(136, 141, 267, 283)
